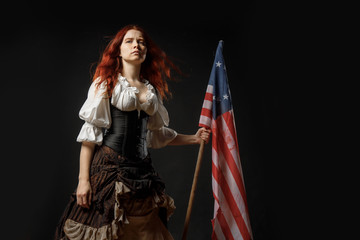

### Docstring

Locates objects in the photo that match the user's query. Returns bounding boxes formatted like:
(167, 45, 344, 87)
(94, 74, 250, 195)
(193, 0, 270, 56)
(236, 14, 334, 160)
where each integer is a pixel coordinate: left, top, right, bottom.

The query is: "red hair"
(92, 25, 180, 99)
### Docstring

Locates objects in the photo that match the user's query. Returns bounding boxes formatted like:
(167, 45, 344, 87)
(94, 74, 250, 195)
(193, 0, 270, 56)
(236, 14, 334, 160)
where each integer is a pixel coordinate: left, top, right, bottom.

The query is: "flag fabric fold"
(199, 40, 253, 240)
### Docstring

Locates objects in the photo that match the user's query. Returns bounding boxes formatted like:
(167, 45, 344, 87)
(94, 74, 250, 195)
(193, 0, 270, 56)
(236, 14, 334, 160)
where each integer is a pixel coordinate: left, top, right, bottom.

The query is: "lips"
(131, 51, 140, 55)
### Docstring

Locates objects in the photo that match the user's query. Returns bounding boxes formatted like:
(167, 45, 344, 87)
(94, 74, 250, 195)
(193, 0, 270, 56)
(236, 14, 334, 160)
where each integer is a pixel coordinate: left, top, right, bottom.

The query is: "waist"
(96, 145, 152, 168)
(103, 108, 149, 158)
(102, 133, 148, 159)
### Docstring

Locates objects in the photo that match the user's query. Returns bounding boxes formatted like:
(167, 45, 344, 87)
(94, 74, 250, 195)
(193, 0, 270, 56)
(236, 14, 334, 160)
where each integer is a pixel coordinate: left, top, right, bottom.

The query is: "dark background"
(0, 1, 319, 240)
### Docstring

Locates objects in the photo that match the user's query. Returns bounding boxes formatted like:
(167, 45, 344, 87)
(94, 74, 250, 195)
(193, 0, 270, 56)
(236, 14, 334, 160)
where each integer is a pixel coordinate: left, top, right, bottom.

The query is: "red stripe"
(215, 115, 248, 210)
(212, 130, 248, 211)
(213, 189, 219, 203)
(211, 231, 218, 240)
(211, 219, 218, 240)
(212, 158, 251, 240)
(201, 108, 212, 119)
(214, 204, 235, 240)
(212, 138, 251, 240)
(205, 92, 213, 101)
(217, 135, 248, 210)
(212, 162, 234, 240)
(222, 111, 240, 154)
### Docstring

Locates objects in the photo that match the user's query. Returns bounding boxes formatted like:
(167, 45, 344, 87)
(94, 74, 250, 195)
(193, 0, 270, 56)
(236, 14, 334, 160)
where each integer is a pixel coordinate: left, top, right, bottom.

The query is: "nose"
(133, 42, 139, 49)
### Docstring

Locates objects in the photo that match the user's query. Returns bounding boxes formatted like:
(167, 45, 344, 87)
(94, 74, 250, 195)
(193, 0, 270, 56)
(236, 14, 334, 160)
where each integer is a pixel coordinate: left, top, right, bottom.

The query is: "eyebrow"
(124, 37, 145, 41)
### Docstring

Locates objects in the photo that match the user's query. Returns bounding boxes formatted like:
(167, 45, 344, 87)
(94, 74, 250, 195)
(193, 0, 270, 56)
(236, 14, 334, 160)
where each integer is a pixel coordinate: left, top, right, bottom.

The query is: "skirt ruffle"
(54, 145, 175, 240)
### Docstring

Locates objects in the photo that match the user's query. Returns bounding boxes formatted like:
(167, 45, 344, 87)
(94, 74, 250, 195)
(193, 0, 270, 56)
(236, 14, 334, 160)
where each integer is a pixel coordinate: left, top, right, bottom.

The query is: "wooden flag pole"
(181, 140, 205, 240)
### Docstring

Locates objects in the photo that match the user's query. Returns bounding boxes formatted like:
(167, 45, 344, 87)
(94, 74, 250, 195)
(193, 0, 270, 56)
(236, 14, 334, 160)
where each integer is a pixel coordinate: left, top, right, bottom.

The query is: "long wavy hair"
(92, 25, 180, 99)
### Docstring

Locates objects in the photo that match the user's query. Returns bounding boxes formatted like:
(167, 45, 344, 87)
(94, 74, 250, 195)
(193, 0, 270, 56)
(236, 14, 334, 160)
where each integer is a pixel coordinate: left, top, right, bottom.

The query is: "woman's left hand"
(195, 127, 211, 144)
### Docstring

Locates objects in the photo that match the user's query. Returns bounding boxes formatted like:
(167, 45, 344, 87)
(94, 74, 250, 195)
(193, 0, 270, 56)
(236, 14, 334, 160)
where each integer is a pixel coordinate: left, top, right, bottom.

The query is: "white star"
(216, 61, 222, 67)
(223, 94, 229, 100)
(213, 96, 216, 100)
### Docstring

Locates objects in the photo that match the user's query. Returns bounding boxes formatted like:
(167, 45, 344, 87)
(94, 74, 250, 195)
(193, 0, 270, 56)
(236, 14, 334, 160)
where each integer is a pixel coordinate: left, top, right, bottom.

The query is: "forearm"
(168, 133, 201, 146)
(78, 141, 96, 181)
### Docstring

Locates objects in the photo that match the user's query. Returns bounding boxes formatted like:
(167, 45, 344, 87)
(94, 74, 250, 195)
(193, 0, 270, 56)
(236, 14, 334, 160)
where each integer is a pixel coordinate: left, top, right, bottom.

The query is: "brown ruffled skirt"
(54, 145, 175, 240)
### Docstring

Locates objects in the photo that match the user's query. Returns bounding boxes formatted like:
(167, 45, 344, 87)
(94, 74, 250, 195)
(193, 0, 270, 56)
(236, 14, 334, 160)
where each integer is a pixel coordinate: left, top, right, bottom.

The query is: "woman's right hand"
(76, 179, 92, 209)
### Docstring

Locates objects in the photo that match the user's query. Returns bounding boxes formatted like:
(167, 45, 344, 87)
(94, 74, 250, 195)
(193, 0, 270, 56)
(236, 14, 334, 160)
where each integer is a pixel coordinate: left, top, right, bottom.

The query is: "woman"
(54, 25, 211, 240)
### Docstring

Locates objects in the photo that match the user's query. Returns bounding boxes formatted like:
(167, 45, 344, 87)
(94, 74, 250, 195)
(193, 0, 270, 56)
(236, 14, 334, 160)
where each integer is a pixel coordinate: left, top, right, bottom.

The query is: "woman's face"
(120, 29, 147, 65)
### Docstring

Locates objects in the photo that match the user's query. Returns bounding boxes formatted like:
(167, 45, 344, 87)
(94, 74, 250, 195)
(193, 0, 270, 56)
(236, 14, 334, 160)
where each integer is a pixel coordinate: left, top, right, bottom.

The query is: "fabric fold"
(76, 122, 104, 145)
(57, 145, 175, 240)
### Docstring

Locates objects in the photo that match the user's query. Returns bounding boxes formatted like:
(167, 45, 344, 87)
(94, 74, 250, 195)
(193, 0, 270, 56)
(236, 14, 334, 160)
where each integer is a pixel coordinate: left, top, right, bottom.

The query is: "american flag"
(199, 41, 253, 240)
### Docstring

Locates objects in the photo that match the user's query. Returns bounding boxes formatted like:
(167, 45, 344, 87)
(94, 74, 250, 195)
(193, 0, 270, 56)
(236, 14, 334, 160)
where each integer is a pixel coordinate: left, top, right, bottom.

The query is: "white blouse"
(76, 74, 177, 149)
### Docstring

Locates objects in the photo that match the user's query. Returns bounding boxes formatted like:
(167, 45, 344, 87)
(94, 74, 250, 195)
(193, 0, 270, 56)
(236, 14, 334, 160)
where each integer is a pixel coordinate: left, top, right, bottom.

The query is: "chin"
(124, 58, 146, 65)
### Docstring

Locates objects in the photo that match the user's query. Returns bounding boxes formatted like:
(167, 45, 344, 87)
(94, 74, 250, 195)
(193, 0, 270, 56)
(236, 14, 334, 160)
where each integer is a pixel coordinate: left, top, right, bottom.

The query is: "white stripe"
(212, 177, 225, 240)
(199, 115, 211, 127)
(207, 84, 214, 93)
(212, 147, 219, 169)
(212, 154, 219, 220)
(202, 99, 213, 110)
(212, 174, 243, 240)
(213, 216, 226, 240)
(213, 196, 219, 219)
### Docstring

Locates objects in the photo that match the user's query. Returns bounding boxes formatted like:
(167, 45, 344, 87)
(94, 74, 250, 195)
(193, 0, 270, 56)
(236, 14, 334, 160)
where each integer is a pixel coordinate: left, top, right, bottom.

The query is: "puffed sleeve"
(147, 93, 177, 149)
(76, 78, 111, 145)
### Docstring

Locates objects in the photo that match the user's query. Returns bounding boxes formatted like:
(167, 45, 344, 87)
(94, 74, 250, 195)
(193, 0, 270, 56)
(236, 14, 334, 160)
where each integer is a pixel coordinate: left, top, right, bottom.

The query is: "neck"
(121, 61, 141, 81)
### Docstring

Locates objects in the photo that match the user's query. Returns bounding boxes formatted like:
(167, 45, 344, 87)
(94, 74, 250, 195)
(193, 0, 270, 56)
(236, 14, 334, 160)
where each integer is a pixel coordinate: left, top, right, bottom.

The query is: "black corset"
(103, 104, 149, 160)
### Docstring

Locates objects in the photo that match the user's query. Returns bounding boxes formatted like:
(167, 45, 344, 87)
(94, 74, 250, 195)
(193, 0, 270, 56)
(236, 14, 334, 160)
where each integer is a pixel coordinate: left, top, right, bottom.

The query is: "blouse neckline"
(117, 74, 154, 106)
(118, 74, 150, 88)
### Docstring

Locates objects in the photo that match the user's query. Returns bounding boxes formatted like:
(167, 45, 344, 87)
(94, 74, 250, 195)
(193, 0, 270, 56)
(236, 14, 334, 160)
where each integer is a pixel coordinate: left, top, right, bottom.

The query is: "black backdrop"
(0, 1, 312, 240)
